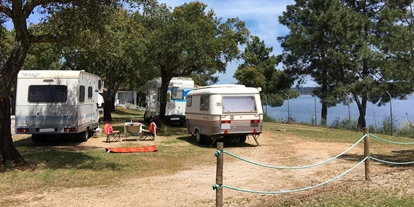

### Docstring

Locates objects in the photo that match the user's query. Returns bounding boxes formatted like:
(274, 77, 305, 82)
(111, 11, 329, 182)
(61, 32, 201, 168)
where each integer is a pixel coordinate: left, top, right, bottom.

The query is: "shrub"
(263, 113, 276, 122)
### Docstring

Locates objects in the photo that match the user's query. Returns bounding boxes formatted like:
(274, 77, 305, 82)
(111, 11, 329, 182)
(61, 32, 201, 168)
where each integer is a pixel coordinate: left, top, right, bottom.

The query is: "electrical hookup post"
(215, 142, 224, 207)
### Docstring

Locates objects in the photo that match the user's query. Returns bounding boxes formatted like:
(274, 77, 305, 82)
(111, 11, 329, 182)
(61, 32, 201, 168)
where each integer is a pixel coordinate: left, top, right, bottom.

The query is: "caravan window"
(222, 96, 256, 113)
(88, 86, 93, 99)
(79, 86, 85, 102)
(171, 87, 184, 100)
(28, 85, 67, 103)
(186, 96, 192, 106)
(200, 95, 209, 111)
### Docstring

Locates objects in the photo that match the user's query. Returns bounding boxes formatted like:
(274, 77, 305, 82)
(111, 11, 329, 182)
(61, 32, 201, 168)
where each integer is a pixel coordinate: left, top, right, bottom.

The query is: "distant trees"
(278, 0, 414, 128)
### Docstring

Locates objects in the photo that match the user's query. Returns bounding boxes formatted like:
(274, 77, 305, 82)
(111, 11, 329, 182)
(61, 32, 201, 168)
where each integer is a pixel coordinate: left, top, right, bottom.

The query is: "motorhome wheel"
(88, 129, 94, 137)
(78, 131, 89, 142)
(32, 134, 46, 143)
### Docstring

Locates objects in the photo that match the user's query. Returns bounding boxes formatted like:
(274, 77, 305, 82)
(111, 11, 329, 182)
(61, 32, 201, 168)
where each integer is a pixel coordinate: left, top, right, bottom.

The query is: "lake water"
(265, 95, 414, 128)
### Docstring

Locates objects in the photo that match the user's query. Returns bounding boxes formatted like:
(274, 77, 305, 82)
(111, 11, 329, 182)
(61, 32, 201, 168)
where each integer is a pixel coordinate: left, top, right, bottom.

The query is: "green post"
(363, 127, 371, 181)
(216, 142, 224, 207)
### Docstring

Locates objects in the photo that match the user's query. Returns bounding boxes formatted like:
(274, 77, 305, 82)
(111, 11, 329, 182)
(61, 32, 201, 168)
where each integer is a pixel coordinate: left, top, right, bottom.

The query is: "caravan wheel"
(195, 130, 203, 144)
(239, 135, 247, 143)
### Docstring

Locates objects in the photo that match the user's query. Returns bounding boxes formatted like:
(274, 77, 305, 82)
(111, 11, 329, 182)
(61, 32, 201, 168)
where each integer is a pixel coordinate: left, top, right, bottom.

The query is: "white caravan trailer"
(185, 84, 263, 145)
(15, 70, 103, 142)
(144, 77, 194, 124)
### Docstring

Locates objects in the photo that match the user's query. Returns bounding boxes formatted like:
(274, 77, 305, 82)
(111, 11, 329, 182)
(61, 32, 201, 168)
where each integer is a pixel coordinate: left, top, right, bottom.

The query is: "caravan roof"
(197, 84, 246, 89)
(17, 70, 98, 79)
(189, 84, 260, 95)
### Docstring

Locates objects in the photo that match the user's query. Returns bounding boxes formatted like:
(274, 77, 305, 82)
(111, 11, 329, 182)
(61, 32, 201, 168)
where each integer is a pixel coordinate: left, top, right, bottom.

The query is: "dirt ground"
(4, 129, 414, 207)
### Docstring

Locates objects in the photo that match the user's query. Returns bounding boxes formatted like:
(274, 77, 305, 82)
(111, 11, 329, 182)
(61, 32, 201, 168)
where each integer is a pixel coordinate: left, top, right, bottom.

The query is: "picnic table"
(124, 122, 142, 137)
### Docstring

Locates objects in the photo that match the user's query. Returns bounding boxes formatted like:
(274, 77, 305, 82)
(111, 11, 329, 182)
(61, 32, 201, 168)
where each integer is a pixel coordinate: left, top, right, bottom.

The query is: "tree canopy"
(234, 35, 297, 108)
(142, 1, 250, 123)
(0, 0, 144, 165)
(57, 8, 152, 120)
(278, 0, 414, 128)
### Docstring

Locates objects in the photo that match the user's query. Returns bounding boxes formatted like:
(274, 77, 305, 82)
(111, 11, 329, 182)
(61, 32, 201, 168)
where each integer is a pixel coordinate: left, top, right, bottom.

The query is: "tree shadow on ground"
(14, 136, 101, 150)
(18, 148, 124, 171)
(177, 135, 258, 149)
(12, 137, 126, 171)
(339, 150, 414, 168)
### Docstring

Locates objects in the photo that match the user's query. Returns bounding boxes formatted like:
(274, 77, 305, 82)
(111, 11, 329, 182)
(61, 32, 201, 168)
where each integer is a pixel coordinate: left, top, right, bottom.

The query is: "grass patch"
(271, 189, 414, 207)
(2, 109, 214, 196)
(3, 115, 414, 206)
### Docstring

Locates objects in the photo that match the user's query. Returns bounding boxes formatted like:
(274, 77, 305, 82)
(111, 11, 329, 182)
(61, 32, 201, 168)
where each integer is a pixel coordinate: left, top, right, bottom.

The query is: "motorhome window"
(200, 95, 209, 111)
(171, 87, 184, 100)
(88, 86, 93, 99)
(222, 96, 256, 113)
(98, 80, 102, 90)
(186, 96, 192, 106)
(28, 85, 67, 103)
(79, 86, 85, 102)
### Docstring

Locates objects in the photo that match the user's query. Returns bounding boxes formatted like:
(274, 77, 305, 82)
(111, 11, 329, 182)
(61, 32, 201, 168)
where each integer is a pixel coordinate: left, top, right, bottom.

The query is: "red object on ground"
(105, 145, 157, 153)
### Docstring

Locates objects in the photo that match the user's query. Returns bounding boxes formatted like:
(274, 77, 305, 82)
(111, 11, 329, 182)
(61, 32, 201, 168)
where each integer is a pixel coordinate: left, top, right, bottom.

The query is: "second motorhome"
(15, 70, 103, 142)
(144, 77, 194, 125)
(185, 84, 263, 145)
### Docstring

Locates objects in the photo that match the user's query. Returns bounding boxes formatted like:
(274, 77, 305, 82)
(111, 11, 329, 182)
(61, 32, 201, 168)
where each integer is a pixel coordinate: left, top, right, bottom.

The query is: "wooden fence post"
(363, 127, 371, 181)
(216, 142, 224, 207)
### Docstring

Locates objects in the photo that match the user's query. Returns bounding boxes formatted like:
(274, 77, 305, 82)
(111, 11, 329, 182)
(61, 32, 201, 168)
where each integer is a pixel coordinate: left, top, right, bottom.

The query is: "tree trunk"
(102, 90, 113, 121)
(110, 92, 116, 112)
(321, 101, 328, 125)
(11, 81, 16, 115)
(0, 30, 31, 165)
(321, 64, 328, 125)
(159, 65, 172, 124)
(0, 97, 26, 165)
(357, 96, 368, 130)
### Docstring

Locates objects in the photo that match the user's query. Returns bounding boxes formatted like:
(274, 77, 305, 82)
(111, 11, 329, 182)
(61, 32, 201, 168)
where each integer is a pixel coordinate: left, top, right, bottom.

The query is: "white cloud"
(159, 0, 295, 84)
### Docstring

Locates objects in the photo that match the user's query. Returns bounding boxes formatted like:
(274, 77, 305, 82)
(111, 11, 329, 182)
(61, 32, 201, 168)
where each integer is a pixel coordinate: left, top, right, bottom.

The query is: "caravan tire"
(239, 135, 247, 143)
(195, 130, 203, 144)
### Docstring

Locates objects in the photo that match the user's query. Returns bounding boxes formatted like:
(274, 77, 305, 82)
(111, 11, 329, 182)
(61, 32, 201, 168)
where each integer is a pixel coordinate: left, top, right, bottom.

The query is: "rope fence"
(213, 128, 414, 207)
(217, 134, 367, 170)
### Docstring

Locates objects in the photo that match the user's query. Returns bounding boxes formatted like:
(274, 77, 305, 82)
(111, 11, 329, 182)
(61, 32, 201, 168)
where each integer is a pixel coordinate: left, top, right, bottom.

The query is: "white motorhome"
(144, 77, 194, 124)
(185, 84, 263, 145)
(15, 70, 103, 142)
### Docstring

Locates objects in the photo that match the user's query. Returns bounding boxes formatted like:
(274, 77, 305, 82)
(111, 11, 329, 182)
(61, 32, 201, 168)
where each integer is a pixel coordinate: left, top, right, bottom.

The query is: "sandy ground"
(3, 127, 414, 207)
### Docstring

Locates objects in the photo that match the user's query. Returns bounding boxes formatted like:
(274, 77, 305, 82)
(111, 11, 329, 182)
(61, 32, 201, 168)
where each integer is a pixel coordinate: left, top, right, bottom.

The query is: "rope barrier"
(213, 157, 368, 194)
(368, 133, 414, 145)
(213, 130, 412, 198)
(369, 156, 414, 165)
(220, 134, 367, 169)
